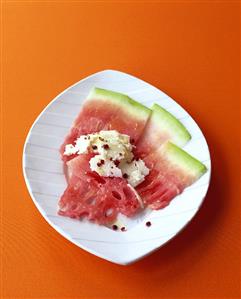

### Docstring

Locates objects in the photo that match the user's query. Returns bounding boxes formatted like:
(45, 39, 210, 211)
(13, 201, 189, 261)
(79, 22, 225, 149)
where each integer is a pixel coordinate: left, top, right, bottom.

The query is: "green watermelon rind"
(87, 87, 151, 120)
(151, 103, 191, 147)
(161, 142, 207, 179)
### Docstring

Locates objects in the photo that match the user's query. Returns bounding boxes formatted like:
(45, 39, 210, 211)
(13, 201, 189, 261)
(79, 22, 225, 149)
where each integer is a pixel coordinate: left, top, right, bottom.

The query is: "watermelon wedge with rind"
(86, 87, 151, 121)
(136, 103, 191, 158)
(60, 87, 151, 162)
(159, 141, 207, 179)
(137, 141, 207, 210)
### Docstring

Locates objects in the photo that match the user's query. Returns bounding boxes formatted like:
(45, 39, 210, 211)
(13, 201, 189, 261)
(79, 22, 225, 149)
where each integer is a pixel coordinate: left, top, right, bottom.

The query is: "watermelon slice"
(136, 104, 191, 158)
(58, 87, 206, 226)
(60, 87, 151, 162)
(58, 154, 142, 224)
(136, 141, 207, 209)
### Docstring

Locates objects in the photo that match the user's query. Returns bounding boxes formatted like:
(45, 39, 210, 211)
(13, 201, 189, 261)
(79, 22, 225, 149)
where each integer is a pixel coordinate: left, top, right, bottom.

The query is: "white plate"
(22, 70, 211, 265)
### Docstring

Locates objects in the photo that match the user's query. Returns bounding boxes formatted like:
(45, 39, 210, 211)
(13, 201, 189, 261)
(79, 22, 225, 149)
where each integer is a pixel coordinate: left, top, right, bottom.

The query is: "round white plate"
(23, 70, 211, 265)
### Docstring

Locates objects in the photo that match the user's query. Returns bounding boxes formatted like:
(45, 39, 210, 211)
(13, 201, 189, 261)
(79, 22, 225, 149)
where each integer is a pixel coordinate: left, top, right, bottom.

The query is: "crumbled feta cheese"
(64, 130, 133, 159)
(89, 156, 122, 178)
(75, 136, 91, 154)
(64, 144, 78, 156)
(64, 130, 149, 187)
(121, 159, 150, 187)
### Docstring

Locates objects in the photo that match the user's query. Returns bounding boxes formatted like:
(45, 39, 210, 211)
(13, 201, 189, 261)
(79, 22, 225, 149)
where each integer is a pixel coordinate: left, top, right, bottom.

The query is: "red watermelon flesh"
(58, 154, 141, 224)
(58, 87, 207, 224)
(60, 87, 151, 162)
(136, 142, 207, 210)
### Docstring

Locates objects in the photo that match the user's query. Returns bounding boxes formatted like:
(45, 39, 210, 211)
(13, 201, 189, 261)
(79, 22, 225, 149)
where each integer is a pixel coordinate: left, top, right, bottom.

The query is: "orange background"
(2, 1, 240, 299)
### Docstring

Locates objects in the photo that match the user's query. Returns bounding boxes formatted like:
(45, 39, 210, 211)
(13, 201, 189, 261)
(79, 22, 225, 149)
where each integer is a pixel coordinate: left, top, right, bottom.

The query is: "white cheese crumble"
(64, 130, 149, 187)
(121, 159, 150, 187)
(64, 144, 78, 155)
(89, 156, 122, 178)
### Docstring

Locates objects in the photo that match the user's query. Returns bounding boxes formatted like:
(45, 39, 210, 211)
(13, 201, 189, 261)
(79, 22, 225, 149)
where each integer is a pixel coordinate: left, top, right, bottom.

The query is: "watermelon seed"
(103, 144, 110, 150)
(92, 145, 97, 150)
(112, 191, 121, 200)
(121, 227, 126, 232)
(123, 173, 129, 179)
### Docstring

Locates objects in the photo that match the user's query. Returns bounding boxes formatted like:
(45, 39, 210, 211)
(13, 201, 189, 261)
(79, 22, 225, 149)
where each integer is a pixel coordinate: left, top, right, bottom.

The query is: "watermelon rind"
(87, 87, 151, 120)
(151, 103, 191, 147)
(159, 141, 207, 179)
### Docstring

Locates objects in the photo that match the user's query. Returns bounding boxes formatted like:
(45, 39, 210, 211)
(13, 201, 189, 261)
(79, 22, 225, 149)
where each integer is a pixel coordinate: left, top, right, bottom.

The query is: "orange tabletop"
(2, 1, 240, 299)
